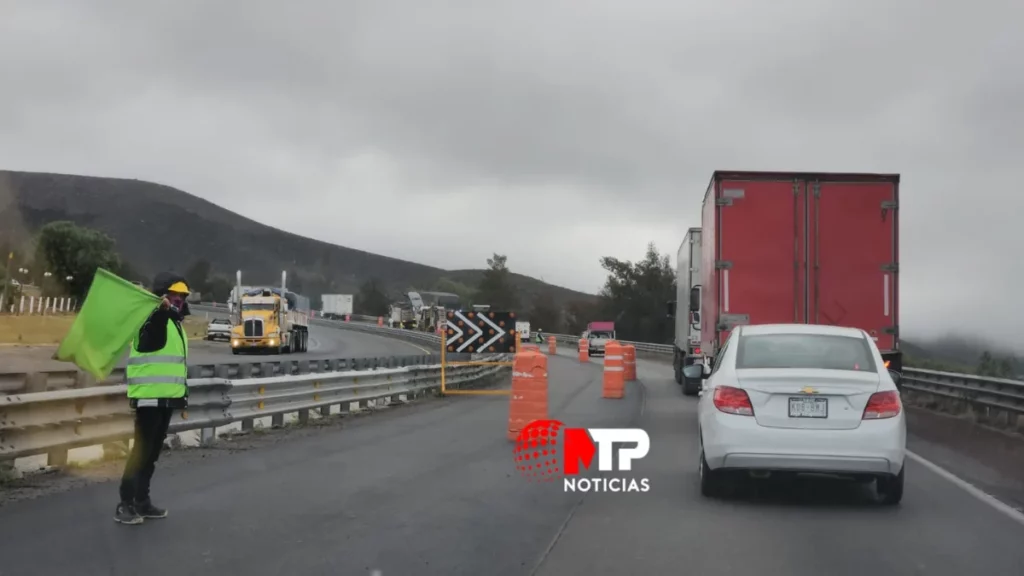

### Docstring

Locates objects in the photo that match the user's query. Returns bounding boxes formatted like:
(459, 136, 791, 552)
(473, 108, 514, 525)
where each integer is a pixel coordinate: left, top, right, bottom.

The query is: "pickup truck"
(578, 321, 616, 357)
(206, 318, 233, 342)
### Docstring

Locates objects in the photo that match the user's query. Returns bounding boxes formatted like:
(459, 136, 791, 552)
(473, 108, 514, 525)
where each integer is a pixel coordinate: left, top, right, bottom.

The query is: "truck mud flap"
(881, 351, 903, 374)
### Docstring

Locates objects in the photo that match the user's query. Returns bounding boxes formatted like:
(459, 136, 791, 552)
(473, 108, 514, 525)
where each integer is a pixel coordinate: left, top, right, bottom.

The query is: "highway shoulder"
(532, 359, 1024, 576)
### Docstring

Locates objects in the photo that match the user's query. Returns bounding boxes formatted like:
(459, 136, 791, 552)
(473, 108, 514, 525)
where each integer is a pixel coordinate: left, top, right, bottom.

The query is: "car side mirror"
(888, 369, 902, 386)
(666, 300, 676, 319)
(689, 286, 701, 312)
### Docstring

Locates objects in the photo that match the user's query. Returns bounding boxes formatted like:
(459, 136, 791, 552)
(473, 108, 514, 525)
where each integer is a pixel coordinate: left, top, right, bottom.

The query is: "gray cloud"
(1, 0, 1022, 346)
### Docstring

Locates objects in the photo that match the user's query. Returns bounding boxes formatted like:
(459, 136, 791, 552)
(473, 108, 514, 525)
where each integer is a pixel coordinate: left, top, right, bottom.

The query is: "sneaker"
(134, 500, 168, 519)
(114, 502, 144, 525)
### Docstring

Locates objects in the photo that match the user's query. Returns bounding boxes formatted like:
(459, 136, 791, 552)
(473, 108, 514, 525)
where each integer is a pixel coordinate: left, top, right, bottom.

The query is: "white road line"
(635, 357, 1024, 527)
(906, 450, 1024, 526)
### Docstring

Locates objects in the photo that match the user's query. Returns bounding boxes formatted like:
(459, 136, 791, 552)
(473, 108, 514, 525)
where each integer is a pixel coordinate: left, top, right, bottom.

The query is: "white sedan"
(683, 323, 906, 505)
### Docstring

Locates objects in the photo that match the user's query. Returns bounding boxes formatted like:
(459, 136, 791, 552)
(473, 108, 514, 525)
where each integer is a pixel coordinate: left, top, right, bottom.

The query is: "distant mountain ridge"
(0, 170, 595, 307)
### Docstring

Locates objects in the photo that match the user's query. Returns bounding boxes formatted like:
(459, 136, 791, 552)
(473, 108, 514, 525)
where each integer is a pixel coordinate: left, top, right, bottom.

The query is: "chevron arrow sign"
(445, 310, 518, 353)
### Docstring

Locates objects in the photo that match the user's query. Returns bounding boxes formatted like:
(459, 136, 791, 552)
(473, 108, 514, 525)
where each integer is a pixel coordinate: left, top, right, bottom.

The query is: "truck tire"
(673, 356, 683, 385)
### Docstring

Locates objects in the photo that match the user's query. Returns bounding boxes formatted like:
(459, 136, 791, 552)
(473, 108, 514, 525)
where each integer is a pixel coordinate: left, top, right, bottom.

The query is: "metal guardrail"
(540, 332, 1024, 425)
(1, 305, 502, 466)
(192, 305, 1024, 426)
(1, 357, 508, 464)
(190, 304, 440, 348)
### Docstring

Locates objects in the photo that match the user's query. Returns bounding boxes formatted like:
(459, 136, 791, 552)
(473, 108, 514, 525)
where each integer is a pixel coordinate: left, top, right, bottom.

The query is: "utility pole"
(0, 249, 12, 313)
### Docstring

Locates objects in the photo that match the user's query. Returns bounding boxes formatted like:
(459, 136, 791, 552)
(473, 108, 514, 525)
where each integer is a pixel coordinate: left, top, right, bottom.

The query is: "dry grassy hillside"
(0, 170, 595, 307)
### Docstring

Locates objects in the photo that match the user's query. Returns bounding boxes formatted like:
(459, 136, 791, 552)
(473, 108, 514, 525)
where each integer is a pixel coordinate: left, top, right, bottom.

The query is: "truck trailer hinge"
(715, 260, 733, 270)
(881, 263, 899, 273)
(883, 326, 899, 336)
(812, 182, 821, 197)
(881, 200, 898, 210)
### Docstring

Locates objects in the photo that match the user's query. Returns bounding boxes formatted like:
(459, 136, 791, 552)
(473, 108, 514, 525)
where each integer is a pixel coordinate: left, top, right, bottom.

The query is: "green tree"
(433, 276, 478, 308)
(356, 278, 391, 316)
(996, 357, 1014, 378)
(184, 259, 213, 294)
(115, 259, 148, 287)
(476, 253, 519, 311)
(528, 291, 563, 333)
(978, 351, 993, 375)
(34, 221, 121, 299)
(564, 298, 600, 335)
(286, 269, 305, 294)
(207, 275, 235, 303)
(597, 242, 676, 343)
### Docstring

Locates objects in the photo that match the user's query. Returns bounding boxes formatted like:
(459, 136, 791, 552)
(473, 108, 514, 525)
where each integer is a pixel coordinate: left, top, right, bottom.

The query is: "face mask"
(167, 295, 186, 314)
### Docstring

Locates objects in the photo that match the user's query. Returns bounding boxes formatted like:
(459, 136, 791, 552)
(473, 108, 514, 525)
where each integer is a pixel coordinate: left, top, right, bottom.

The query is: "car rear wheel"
(699, 446, 727, 498)
(876, 466, 904, 506)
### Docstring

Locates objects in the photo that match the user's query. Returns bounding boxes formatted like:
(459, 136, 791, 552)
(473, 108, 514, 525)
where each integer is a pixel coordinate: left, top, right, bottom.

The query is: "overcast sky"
(1, 0, 1022, 345)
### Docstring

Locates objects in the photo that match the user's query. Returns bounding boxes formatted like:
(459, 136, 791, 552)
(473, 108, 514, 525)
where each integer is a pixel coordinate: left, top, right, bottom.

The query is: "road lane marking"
(907, 450, 1024, 527)
(634, 356, 1024, 526)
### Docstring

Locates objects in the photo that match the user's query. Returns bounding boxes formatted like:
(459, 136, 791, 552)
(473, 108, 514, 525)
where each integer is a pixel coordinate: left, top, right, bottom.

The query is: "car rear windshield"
(736, 333, 877, 372)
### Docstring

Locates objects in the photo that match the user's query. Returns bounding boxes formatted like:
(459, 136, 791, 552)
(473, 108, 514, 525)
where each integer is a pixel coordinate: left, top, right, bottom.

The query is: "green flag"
(55, 268, 160, 380)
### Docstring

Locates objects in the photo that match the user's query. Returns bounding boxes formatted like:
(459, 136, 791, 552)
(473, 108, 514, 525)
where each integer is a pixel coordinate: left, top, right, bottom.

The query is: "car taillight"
(713, 386, 754, 416)
(862, 391, 901, 419)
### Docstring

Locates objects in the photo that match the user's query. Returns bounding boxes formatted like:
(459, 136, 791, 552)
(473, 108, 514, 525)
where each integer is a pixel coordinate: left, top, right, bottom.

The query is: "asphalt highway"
(0, 313, 431, 375)
(0, 352, 637, 576)
(186, 316, 433, 365)
(533, 355, 1024, 575)
(0, 351, 1022, 575)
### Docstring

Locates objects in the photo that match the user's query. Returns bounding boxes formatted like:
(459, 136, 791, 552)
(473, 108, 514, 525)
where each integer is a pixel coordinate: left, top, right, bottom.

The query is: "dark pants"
(119, 407, 173, 504)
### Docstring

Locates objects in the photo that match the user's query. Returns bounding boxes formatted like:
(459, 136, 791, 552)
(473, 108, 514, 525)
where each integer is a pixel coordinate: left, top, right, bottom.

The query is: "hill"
(0, 170, 596, 309)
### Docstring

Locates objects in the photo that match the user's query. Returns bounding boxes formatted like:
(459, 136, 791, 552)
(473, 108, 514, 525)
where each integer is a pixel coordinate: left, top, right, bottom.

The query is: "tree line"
(7, 222, 1016, 379)
(354, 242, 675, 344)
(1, 221, 137, 307)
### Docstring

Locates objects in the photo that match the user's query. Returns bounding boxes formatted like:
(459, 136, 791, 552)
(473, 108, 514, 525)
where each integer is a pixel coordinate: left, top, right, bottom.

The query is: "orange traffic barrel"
(377, 316, 383, 327)
(602, 341, 625, 399)
(578, 339, 589, 362)
(547, 336, 557, 355)
(508, 350, 549, 440)
(623, 344, 636, 381)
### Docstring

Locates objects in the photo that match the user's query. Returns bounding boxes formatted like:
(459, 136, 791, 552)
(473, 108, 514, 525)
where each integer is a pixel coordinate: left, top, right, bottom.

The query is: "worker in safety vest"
(115, 272, 191, 525)
(535, 329, 544, 344)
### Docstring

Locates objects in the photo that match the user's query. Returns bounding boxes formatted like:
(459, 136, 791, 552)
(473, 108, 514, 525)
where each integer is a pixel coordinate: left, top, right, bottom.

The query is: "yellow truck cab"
(230, 272, 310, 354)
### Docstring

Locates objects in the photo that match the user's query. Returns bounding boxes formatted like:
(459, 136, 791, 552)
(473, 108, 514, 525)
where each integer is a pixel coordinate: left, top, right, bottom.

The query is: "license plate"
(788, 397, 827, 418)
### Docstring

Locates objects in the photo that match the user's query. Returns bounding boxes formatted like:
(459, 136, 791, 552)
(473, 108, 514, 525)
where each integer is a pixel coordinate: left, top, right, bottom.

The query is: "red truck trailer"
(698, 170, 901, 372)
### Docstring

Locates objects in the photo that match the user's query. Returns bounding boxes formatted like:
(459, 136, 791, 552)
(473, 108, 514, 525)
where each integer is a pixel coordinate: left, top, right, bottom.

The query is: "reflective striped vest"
(126, 319, 188, 400)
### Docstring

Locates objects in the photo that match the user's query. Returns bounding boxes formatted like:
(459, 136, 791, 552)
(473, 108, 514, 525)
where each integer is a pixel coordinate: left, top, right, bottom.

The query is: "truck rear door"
(810, 178, 898, 353)
(714, 176, 806, 347)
